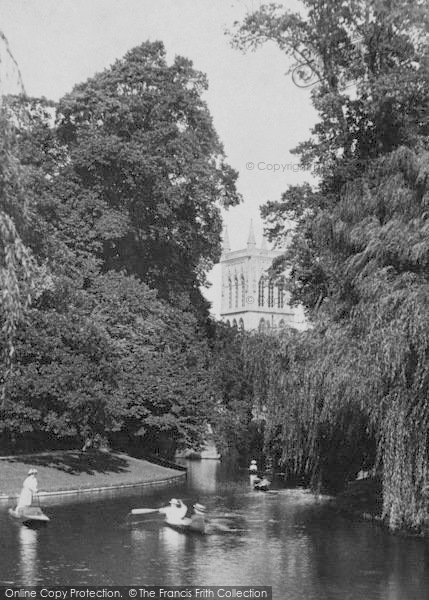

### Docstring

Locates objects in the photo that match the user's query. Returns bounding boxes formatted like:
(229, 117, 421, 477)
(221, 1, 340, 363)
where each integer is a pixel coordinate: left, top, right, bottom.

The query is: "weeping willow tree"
(243, 324, 377, 491)
(0, 31, 37, 405)
(234, 0, 429, 531)
(347, 148, 429, 529)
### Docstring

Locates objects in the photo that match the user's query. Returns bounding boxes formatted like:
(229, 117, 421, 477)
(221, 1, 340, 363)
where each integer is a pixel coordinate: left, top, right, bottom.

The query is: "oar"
(130, 508, 160, 515)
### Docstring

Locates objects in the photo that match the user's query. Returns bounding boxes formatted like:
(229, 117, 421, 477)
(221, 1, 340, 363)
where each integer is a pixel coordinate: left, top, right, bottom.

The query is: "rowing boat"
(9, 506, 50, 525)
(165, 516, 205, 534)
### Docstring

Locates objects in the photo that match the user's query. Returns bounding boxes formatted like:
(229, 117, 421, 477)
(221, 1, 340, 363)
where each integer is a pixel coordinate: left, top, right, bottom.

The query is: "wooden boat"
(165, 516, 205, 534)
(9, 506, 50, 525)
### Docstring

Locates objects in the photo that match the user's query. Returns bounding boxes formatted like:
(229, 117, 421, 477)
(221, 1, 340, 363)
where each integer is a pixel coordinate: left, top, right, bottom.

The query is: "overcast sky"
(1, 0, 317, 315)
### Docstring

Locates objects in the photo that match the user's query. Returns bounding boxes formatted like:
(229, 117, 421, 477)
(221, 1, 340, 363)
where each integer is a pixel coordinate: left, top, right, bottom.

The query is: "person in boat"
(249, 460, 258, 473)
(188, 503, 206, 534)
(158, 498, 187, 521)
(254, 476, 270, 491)
(15, 468, 38, 514)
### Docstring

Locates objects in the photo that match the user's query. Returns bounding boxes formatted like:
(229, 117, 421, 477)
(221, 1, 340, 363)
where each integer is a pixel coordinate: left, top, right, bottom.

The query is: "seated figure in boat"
(15, 469, 38, 514)
(254, 476, 270, 491)
(188, 503, 206, 534)
(249, 460, 258, 473)
(159, 498, 187, 521)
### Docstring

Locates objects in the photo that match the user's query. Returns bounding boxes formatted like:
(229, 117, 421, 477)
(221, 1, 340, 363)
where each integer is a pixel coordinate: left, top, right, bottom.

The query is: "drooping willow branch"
(0, 30, 36, 407)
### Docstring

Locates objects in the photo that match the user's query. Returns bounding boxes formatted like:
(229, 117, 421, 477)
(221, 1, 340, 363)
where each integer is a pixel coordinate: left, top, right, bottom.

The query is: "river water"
(1, 460, 429, 598)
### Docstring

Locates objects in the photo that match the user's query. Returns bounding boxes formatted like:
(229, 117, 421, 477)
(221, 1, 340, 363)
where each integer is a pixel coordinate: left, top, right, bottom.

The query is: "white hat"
(193, 503, 206, 513)
(169, 498, 181, 506)
(28, 468, 38, 475)
(251, 460, 257, 464)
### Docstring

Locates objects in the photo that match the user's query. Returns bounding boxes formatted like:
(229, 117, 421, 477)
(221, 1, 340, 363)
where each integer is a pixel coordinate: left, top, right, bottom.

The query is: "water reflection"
(1, 460, 429, 599)
(158, 526, 193, 584)
(249, 474, 258, 488)
(183, 460, 219, 493)
(18, 526, 38, 584)
(159, 524, 187, 553)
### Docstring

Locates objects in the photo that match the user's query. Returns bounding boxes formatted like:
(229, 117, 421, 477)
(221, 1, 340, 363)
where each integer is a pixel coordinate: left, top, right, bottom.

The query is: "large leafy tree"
(233, 0, 429, 316)
(2, 271, 213, 455)
(233, 0, 429, 530)
(88, 271, 214, 454)
(1, 291, 119, 449)
(0, 40, 237, 456)
(55, 41, 240, 310)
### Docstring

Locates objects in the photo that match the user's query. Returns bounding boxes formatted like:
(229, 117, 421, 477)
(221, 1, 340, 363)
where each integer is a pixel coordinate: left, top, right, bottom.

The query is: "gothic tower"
(220, 222, 304, 331)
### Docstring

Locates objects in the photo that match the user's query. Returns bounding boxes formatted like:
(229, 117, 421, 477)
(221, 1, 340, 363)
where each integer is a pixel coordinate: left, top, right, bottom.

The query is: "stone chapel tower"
(220, 221, 304, 331)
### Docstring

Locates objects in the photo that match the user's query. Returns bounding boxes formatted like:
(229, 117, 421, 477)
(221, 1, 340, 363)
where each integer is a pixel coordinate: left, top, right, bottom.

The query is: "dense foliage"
(0, 83, 41, 407)
(0, 40, 239, 457)
(55, 42, 240, 309)
(233, 0, 429, 530)
(2, 271, 213, 454)
(209, 324, 264, 464)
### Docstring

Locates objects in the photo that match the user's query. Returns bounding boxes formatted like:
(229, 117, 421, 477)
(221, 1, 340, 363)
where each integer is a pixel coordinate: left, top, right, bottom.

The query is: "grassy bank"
(0, 450, 184, 497)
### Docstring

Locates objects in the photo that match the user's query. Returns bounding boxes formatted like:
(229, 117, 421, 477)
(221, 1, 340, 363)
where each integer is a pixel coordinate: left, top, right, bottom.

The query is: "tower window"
(259, 318, 266, 332)
(278, 285, 284, 309)
(241, 275, 246, 307)
(258, 277, 265, 307)
(239, 318, 244, 331)
(268, 281, 274, 308)
(228, 278, 232, 309)
(234, 276, 239, 308)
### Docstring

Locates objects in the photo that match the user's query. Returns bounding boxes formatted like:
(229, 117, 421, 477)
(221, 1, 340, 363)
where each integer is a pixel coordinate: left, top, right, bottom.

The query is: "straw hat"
(28, 468, 38, 475)
(169, 498, 181, 506)
(193, 503, 206, 513)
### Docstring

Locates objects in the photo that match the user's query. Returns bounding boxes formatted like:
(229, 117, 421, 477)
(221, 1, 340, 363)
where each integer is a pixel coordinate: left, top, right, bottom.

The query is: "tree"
(55, 41, 240, 312)
(0, 40, 237, 456)
(2, 269, 215, 455)
(233, 0, 429, 530)
(0, 31, 43, 407)
(209, 323, 261, 464)
(234, 0, 429, 317)
(88, 271, 214, 455)
(1, 290, 119, 449)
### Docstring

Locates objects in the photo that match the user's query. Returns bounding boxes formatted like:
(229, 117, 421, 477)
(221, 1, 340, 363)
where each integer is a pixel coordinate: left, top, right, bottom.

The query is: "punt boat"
(9, 506, 50, 525)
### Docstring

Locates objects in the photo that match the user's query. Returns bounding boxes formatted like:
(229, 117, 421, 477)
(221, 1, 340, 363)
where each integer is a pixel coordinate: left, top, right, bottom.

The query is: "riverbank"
(334, 476, 383, 523)
(0, 450, 185, 500)
(333, 476, 429, 537)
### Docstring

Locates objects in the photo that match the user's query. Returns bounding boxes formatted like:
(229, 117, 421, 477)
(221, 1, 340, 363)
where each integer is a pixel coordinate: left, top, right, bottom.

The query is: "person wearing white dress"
(249, 460, 258, 473)
(158, 498, 187, 522)
(16, 468, 38, 513)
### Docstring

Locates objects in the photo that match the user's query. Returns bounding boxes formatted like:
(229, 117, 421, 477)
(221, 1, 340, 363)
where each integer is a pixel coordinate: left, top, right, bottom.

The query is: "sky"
(0, 0, 317, 315)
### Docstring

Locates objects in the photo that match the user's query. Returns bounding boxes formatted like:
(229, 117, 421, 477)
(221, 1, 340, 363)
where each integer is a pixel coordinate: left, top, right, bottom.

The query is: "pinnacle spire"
(247, 219, 256, 248)
(222, 226, 231, 253)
